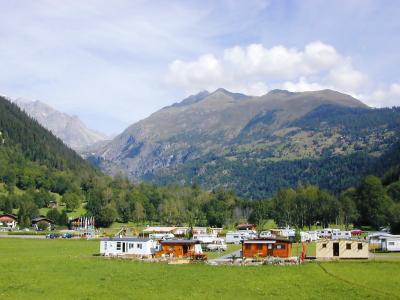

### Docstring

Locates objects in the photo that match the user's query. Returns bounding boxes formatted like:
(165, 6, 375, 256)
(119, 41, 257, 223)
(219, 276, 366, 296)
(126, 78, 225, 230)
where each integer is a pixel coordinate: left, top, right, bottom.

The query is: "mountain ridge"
(14, 98, 108, 150)
(88, 88, 388, 198)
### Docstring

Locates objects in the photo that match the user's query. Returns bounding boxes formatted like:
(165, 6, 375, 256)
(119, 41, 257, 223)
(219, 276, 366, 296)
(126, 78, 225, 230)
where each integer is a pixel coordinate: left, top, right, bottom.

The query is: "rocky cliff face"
(92, 88, 369, 179)
(15, 99, 108, 150)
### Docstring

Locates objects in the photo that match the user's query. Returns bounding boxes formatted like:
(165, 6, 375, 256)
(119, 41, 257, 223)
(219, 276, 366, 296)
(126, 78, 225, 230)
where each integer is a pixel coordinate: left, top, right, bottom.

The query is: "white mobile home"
(193, 234, 217, 244)
(381, 235, 400, 252)
(367, 232, 392, 250)
(300, 231, 319, 242)
(100, 237, 158, 257)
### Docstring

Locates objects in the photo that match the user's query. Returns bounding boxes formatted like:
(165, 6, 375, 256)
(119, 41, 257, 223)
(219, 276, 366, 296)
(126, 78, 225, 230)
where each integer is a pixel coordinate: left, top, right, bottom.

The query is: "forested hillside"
(146, 104, 400, 199)
(1, 94, 399, 233)
(91, 89, 400, 199)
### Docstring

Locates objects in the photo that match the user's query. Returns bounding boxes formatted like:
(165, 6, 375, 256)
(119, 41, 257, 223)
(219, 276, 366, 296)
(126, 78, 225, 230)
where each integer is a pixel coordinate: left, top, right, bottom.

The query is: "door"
(333, 242, 339, 257)
(267, 244, 273, 256)
(122, 242, 126, 253)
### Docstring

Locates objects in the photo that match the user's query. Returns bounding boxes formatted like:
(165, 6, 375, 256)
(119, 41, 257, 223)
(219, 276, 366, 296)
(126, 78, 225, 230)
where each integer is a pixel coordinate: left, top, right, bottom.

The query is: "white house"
(100, 237, 158, 257)
(381, 235, 400, 252)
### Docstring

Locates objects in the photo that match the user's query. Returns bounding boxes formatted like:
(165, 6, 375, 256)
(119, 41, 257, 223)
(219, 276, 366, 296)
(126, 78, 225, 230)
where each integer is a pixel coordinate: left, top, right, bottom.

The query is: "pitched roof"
(31, 217, 54, 223)
(101, 237, 152, 242)
(0, 213, 17, 220)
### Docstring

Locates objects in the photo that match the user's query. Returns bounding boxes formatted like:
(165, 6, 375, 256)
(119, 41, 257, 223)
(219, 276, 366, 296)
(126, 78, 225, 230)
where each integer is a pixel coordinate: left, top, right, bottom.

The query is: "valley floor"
(0, 238, 399, 300)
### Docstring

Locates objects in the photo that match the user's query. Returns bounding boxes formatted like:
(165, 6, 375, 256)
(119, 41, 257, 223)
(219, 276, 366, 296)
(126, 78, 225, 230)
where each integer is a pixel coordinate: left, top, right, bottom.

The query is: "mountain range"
(88, 88, 400, 198)
(14, 99, 108, 150)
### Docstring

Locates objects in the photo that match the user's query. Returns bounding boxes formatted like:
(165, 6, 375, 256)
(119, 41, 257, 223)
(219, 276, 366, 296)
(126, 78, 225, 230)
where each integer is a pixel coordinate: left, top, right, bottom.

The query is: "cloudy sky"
(0, 0, 399, 134)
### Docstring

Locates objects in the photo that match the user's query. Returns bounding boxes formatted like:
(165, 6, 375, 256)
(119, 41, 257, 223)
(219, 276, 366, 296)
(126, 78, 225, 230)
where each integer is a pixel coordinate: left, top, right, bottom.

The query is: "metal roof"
(101, 237, 152, 242)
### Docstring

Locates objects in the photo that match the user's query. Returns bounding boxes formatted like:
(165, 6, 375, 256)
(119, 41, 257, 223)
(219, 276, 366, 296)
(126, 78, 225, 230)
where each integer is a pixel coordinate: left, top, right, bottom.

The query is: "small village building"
(242, 238, 293, 258)
(155, 239, 205, 259)
(192, 227, 208, 235)
(209, 227, 223, 236)
(236, 224, 256, 231)
(47, 200, 57, 209)
(316, 239, 369, 260)
(31, 216, 54, 230)
(100, 237, 157, 257)
(381, 235, 400, 252)
(0, 213, 18, 229)
(173, 227, 189, 236)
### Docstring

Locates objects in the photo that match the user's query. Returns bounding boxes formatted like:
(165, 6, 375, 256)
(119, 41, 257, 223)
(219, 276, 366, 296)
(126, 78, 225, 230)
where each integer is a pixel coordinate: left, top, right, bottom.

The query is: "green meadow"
(0, 238, 399, 300)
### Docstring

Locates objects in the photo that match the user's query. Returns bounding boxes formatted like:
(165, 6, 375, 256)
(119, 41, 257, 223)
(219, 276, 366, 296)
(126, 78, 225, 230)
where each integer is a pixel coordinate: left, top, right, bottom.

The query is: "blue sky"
(0, 0, 399, 134)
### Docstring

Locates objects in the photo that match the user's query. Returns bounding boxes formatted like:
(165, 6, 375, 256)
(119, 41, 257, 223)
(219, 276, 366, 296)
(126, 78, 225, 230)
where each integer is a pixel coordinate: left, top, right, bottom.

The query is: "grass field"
(0, 238, 400, 300)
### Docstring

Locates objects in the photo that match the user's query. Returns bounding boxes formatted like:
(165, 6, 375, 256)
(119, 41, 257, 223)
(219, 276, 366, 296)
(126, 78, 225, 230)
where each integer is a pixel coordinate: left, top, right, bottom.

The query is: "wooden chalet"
(31, 216, 54, 230)
(155, 239, 206, 260)
(0, 213, 18, 229)
(242, 238, 293, 258)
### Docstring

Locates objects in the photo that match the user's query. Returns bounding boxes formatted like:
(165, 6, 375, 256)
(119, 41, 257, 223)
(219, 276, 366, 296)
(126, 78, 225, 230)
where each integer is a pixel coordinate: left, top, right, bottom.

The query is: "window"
(275, 244, 285, 250)
(322, 243, 327, 248)
(267, 244, 272, 249)
(116, 242, 121, 250)
(257, 244, 263, 250)
(389, 242, 395, 246)
(358, 243, 363, 250)
(137, 243, 142, 249)
(346, 243, 351, 250)
(234, 235, 239, 238)
(129, 243, 134, 249)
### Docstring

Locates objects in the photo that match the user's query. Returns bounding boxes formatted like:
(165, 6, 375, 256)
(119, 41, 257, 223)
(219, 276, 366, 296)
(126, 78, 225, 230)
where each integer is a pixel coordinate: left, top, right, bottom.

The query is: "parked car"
(62, 233, 73, 239)
(46, 233, 60, 239)
(206, 238, 227, 251)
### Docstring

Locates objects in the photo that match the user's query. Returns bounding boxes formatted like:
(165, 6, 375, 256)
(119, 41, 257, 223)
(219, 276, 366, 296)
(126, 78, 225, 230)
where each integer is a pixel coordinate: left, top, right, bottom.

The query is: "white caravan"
(192, 234, 218, 244)
(226, 231, 255, 244)
(331, 230, 352, 240)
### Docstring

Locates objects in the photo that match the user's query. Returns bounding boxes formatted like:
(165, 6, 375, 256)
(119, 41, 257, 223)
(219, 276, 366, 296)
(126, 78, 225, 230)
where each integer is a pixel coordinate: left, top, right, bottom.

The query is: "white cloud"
(282, 77, 327, 92)
(166, 41, 370, 97)
(365, 83, 400, 107)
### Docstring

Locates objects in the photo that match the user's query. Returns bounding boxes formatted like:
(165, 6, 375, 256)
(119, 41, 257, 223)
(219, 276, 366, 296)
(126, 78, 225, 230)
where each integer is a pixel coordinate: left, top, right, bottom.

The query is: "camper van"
(226, 231, 254, 244)
(332, 230, 352, 240)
